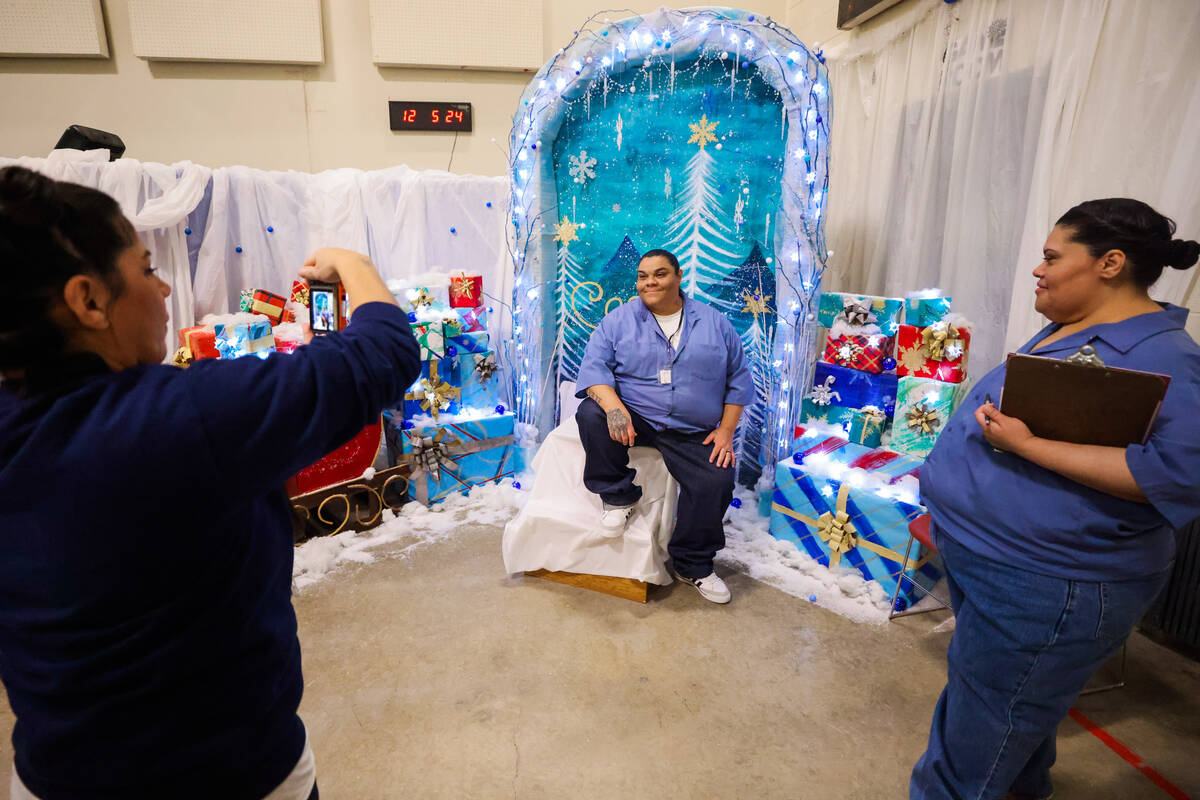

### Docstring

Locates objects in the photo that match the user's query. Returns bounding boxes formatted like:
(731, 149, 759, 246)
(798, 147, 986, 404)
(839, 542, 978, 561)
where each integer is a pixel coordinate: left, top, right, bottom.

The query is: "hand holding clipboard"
(999, 345, 1171, 448)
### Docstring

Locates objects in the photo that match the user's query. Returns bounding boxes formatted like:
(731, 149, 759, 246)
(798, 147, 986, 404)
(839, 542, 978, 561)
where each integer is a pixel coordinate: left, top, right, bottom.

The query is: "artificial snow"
(292, 480, 527, 591)
(292, 475, 896, 625)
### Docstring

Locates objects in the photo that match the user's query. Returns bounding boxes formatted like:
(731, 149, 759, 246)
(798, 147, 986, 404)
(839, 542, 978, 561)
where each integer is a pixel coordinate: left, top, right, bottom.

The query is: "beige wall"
(0, 0, 792, 177)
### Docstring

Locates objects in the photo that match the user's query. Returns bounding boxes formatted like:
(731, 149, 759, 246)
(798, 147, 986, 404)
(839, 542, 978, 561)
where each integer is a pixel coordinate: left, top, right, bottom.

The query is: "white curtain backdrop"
(0, 153, 511, 359)
(825, 0, 1200, 373)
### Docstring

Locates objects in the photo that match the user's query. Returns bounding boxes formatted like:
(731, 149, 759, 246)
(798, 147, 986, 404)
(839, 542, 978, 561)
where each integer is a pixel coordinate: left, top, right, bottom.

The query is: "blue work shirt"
(575, 295, 756, 433)
(921, 303, 1200, 581)
(0, 303, 418, 799)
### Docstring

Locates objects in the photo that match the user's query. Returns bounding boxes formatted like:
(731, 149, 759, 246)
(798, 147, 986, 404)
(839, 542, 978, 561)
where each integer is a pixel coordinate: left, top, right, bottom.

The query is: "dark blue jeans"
(575, 397, 733, 579)
(910, 527, 1169, 800)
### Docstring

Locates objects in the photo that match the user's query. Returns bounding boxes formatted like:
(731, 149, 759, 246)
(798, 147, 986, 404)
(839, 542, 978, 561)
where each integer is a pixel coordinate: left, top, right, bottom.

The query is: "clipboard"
(1000, 346, 1170, 447)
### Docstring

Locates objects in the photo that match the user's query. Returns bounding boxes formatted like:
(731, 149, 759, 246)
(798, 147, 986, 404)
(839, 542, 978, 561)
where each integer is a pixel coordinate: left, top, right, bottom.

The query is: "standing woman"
(0, 166, 420, 799)
(910, 199, 1200, 800)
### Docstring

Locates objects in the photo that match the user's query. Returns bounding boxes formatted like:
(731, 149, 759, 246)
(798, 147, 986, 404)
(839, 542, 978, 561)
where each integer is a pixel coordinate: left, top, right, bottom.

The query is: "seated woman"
(0, 166, 420, 799)
(910, 198, 1200, 800)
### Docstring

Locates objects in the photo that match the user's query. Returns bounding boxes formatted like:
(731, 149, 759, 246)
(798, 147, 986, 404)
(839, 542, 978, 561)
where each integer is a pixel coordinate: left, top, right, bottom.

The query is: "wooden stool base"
(526, 569, 648, 603)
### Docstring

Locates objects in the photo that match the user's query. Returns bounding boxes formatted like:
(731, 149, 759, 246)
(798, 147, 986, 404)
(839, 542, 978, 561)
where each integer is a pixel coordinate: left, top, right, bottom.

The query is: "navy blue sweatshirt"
(0, 302, 419, 799)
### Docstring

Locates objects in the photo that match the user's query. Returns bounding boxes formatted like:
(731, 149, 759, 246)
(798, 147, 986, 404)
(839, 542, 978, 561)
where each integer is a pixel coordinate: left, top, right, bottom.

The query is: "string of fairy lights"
(503, 6, 831, 479)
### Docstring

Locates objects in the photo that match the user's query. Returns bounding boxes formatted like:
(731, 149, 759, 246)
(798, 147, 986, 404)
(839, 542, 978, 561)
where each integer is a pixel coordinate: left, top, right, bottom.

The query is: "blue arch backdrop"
(505, 7, 830, 486)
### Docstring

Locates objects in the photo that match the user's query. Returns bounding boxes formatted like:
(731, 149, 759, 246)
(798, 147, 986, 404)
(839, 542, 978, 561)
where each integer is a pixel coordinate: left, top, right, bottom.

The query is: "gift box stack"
(768, 425, 942, 608)
(802, 291, 972, 457)
(382, 271, 518, 505)
(174, 282, 312, 365)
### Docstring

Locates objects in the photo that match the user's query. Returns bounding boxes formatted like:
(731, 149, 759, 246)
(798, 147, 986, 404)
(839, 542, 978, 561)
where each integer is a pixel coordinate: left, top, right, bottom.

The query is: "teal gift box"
(387, 412, 517, 505)
(848, 407, 887, 447)
(447, 330, 489, 354)
(769, 456, 941, 605)
(454, 351, 501, 409)
(802, 398, 856, 430)
(891, 376, 968, 457)
(904, 296, 953, 327)
(412, 321, 444, 360)
(817, 292, 905, 335)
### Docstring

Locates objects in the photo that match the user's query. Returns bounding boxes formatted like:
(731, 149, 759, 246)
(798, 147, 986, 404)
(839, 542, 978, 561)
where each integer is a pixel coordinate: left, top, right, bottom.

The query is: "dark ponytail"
(0, 166, 131, 370)
(1056, 198, 1199, 289)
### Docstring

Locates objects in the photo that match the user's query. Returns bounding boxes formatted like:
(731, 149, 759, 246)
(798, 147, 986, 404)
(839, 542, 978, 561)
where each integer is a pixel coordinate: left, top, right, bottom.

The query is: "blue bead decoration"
(894, 598, 909, 611)
(882, 357, 897, 371)
(486, 201, 492, 208)
(267, 226, 274, 233)
(486, 307, 494, 313)
(730, 498, 742, 509)
(447, 346, 458, 356)
(407, 312, 417, 322)
(495, 404, 506, 414)
(235, 246, 243, 253)
(403, 420, 414, 430)
(530, 143, 537, 150)
(602, 30, 608, 36)
(808, 594, 817, 603)
(792, 453, 804, 465)
(450, 227, 456, 234)
(741, 62, 749, 68)
(513, 481, 522, 489)
(748, 14, 756, 20)
(183, 227, 191, 235)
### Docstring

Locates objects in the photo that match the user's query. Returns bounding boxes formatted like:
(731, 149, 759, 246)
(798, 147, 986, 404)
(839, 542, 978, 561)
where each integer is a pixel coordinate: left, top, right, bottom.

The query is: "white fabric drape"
(0, 150, 209, 350)
(1, 154, 511, 360)
(825, 0, 1200, 372)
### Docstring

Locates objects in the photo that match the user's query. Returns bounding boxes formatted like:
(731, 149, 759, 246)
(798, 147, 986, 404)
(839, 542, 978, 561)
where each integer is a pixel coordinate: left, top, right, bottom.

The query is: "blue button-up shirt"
(921, 303, 1200, 581)
(575, 295, 756, 433)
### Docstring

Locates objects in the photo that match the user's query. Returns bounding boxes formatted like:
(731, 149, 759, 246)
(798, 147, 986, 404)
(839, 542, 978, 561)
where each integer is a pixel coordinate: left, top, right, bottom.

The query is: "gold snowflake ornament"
(688, 114, 719, 150)
(553, 216, 580, 246)
(741, 289, 772, 315)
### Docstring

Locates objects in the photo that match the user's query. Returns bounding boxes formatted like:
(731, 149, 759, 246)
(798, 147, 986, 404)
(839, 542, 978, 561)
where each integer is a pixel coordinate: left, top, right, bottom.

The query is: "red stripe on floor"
(1067, 707, 1192, 800)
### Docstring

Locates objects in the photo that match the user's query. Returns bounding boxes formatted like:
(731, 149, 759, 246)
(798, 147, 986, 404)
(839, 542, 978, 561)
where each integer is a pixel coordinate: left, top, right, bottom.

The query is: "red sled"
(286, 419, 383, 498)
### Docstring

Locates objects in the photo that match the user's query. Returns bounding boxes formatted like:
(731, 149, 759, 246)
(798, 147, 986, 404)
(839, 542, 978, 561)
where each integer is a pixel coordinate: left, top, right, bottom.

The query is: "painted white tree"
(728, 245, 776, 484)
(553, 216, 586, 376)
(662, 114, 744, 308)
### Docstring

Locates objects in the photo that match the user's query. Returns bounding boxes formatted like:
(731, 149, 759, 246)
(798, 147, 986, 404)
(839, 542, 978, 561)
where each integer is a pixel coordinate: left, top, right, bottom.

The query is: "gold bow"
(171, 345, 192, 368)
(291, 284, 310, 307)
(450, 273, 479, 302)
(859, 407, 887, 436)
(409, 288, 435, 310)
(817, 508, 858, 554)
(920, 323, 962, 362)
(403, 360, 462, 420)
(905, 402, 941, 435)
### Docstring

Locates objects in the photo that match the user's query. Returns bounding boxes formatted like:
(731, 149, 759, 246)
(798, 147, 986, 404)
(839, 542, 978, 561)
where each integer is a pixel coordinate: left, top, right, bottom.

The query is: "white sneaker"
(675, 571, 731, 604)
(598, 503, 635, 537)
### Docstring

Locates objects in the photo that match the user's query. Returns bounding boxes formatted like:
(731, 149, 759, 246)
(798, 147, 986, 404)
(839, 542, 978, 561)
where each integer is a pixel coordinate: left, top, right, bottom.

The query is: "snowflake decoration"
(807, 375, 841, 407)
(553, 216, 580, 246)
(741, 289, 771, 315)
(568, 150, 597, 185)
(688, 114, 719, 150)
(734, 195, 745, 229)
(612, 203, 621, 213)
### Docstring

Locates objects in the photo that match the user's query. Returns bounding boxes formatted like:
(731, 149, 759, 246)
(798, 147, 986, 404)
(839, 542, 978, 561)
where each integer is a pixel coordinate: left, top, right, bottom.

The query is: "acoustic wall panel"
(0, 0, 108, 58)
(368, 0, 543, 71)
(128, 0, 324, 64)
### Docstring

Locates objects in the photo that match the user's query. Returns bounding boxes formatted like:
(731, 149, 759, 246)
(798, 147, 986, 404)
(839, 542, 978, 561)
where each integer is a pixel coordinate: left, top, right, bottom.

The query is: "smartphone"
(309, 280, 343, 335)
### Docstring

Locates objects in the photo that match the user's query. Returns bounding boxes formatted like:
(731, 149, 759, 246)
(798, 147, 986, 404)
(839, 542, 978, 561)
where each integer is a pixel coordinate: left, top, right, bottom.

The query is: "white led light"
(555, 77, 566, 91)
(806, 172, 816, 184)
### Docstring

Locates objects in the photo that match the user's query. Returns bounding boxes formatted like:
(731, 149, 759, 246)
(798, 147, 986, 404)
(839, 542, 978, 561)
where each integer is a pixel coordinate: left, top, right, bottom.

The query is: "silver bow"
(474, 355, 498, 385)
(835, 297, 877, 328)
(409, 432, 455, 482)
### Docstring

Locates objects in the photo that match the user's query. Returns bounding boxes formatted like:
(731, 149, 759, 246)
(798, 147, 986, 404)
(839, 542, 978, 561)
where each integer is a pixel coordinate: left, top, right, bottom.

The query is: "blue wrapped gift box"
(403, 357, 460, 420)
(383, 412, 517, 505)
(804, 361, 898, 427)
(769, 456, 941, 605)
(454, 351, 501, 409)
(447, 331, 489, 354)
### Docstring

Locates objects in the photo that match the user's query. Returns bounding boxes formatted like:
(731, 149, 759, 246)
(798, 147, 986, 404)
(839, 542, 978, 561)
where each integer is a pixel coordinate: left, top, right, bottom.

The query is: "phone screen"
(311, 288, 336, 332)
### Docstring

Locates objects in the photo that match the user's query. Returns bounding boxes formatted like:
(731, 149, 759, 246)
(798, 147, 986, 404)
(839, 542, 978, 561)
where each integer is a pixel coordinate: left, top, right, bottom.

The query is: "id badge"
(658, 369, 672, 385)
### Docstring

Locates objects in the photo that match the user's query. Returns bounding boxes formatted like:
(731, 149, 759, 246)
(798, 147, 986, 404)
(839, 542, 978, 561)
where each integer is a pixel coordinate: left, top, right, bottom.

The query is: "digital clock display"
(388, 101, 473, 132)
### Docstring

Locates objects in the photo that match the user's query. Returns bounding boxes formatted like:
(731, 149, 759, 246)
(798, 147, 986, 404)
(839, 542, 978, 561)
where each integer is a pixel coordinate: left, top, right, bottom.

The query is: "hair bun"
(0, 166, 63, 228)
(1165, 238, 1200, 270)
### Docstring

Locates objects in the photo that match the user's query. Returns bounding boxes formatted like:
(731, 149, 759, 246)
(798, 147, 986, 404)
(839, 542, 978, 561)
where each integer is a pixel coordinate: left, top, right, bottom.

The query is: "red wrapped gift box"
(448, 272, 483, 308)
(821, 333, 894, 374)
(179, 326, 219, 360)
(896, 323, 970, 383)
(250, 289, 287, 325)
(290, 280, 310, 308)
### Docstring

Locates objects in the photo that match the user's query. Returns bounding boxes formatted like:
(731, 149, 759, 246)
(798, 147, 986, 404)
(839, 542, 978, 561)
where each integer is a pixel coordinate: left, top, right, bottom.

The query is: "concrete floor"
(2, 522, 1199, 799)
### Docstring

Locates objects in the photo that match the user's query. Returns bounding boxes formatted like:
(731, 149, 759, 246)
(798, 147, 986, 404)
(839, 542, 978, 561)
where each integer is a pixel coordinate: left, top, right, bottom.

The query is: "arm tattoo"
(586, 387, 604, 404)
(606, 408, 631, 438)
(359, 255, 374, 269)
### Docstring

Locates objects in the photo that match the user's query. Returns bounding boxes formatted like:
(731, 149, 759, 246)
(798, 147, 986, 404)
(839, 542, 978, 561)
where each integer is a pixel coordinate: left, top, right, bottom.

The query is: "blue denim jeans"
(910, 528, 1170, 800)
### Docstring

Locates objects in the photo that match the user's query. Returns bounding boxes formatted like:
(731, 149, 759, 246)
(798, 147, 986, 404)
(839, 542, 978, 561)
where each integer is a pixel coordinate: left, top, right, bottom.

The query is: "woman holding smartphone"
(0, 166, 420, 799)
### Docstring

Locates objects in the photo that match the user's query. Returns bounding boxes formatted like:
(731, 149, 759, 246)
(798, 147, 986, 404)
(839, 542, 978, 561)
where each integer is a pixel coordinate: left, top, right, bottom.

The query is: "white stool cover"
(502, 417, 678, 584)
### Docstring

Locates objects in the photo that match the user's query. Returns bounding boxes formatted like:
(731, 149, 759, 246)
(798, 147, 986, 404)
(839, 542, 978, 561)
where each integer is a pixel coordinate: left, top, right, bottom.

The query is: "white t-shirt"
(652, 309, 683, 350)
